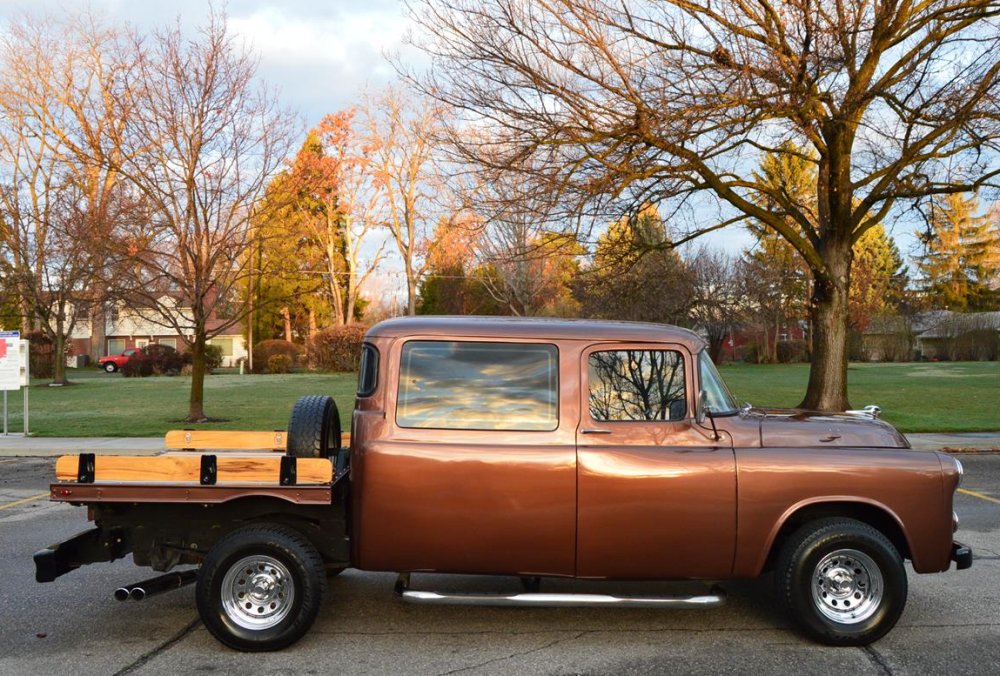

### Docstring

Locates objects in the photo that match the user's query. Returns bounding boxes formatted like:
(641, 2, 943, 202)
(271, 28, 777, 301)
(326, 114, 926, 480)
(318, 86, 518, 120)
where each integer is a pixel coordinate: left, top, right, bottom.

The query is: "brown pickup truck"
(34, 316, 971, 651)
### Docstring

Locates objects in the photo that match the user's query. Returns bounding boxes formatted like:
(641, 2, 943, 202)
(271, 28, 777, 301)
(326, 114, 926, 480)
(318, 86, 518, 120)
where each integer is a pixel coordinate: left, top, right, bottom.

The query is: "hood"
(756, 408, 909, 449)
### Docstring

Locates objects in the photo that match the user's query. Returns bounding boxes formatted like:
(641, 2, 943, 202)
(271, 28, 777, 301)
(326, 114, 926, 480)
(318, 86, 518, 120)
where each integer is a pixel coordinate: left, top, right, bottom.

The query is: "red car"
(98, 348, 140, 373)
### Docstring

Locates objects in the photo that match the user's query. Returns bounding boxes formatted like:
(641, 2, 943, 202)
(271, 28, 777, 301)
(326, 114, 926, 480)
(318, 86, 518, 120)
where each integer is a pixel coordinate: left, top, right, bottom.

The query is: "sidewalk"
(0, 436, 163, 457)
(0, 432, 996, 457)
(905, 432, 1000, 452)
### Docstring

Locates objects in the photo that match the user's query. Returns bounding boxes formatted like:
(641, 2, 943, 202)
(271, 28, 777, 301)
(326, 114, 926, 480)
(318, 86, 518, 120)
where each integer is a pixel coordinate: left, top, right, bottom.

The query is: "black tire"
(286, 395, 341, 459)
(196, 524, 326, 652)
(774, 517, 907, 646)
(104, 362, 117, 373)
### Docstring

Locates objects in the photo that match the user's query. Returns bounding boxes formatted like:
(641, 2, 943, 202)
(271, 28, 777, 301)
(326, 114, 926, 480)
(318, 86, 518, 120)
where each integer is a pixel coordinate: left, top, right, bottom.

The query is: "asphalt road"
(1, 454, 997, 676)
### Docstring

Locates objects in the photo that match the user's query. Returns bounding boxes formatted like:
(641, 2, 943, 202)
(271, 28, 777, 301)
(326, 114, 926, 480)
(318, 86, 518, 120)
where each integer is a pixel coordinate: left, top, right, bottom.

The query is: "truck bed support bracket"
(280, 456, 297, 486)
(200, 455, 217, 485)
(77, 453, 95, 483)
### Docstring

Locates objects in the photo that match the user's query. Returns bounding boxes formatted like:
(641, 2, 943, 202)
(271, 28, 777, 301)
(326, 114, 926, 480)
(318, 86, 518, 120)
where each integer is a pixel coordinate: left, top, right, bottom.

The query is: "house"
(862, 311, 1000, 361)
(69, 297, 248, 368)
(914, 311, 1000, 361)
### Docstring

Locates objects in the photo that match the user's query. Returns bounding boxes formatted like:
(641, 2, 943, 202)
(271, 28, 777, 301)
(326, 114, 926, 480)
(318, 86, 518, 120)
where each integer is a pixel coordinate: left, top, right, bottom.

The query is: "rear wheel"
(196, 524, 326, 651)
(286, 395, 341, 459)
(774, 518, 907, 646)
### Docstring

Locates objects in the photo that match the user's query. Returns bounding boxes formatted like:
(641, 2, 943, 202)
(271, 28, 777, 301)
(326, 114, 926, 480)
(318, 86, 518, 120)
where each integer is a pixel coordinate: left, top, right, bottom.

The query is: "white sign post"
(0, 330, 22, 435)
(20, 340, 30, 434)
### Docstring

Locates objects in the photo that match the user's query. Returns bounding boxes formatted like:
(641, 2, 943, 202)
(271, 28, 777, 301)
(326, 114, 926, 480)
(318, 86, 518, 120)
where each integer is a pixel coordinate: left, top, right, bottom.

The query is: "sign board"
(0, 331, 20, 391)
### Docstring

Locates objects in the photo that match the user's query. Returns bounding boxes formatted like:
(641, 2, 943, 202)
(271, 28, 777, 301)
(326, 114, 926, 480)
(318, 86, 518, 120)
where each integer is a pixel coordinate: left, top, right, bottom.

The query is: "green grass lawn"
(719, 361, 1000, 433)
(1, 370, 357, 437)
(1, 361, 997, 436)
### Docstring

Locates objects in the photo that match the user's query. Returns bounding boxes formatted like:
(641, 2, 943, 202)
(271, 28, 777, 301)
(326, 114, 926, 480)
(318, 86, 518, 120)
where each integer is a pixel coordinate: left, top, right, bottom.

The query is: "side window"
(396, 341, 558, 431)
(357, 343, 379, 396)
(589, 349, 687, 422)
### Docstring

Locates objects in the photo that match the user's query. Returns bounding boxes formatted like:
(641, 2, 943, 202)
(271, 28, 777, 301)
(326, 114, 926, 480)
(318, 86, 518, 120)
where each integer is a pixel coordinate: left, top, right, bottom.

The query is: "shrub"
(144, 344, 184, 375)
(122, 344, 182, 377)
(253, 339, 301, 373)
(204, 344, 224, 371)
(307, 325, 369, 372)
(739, 340, 762, 364)
(122, 354, 153, 377)
(267, 353, 293, 374)
(180, 344, 223, 374)
(777, 339, 808, 363)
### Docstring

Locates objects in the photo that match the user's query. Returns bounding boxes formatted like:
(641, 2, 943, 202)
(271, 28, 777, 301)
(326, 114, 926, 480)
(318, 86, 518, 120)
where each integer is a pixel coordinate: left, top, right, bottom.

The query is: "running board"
(395, 582, 725, 609)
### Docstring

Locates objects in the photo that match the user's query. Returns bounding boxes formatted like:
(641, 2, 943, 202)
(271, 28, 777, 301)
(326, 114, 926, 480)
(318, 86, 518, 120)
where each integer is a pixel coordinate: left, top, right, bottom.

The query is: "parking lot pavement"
(1, 454, 998, 676)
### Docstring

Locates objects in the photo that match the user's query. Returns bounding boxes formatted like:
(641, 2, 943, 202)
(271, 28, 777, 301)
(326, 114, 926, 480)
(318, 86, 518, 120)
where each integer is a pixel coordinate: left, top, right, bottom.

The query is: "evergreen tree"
(576, 204, 694, 324)
(916, 194, 1000, 311)
(850, 225, 908, 331)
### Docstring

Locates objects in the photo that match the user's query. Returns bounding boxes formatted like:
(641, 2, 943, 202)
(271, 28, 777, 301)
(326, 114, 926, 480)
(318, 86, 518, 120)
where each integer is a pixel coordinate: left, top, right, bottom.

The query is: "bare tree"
(112, 13, 296, 421)
(688, 247, 747, 363)
(409, 0, 1000, 410)
(470, 168, 583, 316)
(364, 87, 452, 315)
(309, 110, 387, 325)
(0, 14, 134, 384)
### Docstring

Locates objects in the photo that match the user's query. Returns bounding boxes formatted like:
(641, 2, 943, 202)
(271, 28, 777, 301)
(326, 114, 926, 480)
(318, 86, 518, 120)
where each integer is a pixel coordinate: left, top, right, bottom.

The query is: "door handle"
(820, 434, 841, 443)
(580, 428, 611, 435)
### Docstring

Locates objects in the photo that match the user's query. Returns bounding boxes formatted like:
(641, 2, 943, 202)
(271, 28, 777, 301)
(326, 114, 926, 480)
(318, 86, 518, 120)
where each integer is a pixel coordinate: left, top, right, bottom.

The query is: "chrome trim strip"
(399, 590, 725, 608)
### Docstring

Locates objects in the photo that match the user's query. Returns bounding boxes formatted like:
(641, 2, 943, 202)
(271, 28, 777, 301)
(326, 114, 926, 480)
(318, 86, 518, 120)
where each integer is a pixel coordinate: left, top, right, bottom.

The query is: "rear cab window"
(357, 343, 379, 397)
(396, 340, 559, 431)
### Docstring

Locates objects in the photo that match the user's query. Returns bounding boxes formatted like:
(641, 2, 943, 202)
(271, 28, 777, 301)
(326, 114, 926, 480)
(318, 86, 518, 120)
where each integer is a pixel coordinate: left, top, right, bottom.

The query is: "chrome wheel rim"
(811, 548, 883, 624)
(221, 555, 295, 630)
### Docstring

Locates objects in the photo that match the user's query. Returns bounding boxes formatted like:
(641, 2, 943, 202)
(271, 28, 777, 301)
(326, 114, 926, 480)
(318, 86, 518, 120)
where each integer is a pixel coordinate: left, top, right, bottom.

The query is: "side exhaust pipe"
(114, 569, 198, 602)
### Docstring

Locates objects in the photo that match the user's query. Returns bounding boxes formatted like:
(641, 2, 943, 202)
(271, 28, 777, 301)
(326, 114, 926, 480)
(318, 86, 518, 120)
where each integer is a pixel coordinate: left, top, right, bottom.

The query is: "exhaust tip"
(113, 588, 131, 602)
(130, 587, 146, 601)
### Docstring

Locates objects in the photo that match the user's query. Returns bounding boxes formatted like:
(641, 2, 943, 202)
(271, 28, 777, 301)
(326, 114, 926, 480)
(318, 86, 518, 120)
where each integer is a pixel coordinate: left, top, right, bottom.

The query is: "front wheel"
(774, 518, 907, 646)
(103, 362, 117, 373)
(196, 524, 326, 651)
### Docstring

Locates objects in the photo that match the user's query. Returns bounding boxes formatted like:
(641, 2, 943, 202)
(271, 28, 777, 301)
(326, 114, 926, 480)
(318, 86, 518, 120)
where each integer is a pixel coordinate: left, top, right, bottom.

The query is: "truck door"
(353, 338, 577, 576)
(576, 344, 737, 579)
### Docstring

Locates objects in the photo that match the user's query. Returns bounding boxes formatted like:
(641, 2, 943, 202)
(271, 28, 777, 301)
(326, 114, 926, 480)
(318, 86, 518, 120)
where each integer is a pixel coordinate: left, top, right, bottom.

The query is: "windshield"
(699, 352, 739, 415)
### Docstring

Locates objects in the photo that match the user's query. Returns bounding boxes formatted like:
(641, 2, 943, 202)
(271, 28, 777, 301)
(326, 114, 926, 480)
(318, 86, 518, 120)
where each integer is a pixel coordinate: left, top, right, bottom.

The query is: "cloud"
(229, 5, 415, 123)
(0, 0, 422, 126)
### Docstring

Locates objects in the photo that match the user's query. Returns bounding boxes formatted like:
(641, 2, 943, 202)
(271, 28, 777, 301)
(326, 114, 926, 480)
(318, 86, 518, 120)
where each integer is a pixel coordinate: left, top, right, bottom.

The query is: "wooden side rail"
(164, 430, 287, 451)
(55, 454, 334, 485)
(163, 430, 352, 452)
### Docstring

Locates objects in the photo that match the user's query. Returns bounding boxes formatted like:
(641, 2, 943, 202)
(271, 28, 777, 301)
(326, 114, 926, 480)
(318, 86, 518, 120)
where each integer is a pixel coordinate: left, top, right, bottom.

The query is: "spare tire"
(286, 395, 341, 459)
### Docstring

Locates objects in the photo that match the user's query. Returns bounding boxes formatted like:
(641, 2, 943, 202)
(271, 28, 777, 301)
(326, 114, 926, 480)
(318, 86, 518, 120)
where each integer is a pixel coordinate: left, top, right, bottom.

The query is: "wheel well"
(763, 502, 911, 573)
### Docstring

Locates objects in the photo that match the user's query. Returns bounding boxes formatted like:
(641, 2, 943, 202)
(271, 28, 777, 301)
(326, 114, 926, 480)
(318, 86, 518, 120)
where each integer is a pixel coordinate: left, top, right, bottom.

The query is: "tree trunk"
(281, 307, 293, 341)
(308, 308, 317, 337)
(406, 271, 417, 316)
(187, 335, 207, 422)
(800, 244, 852, 411)
(52, 333, 68, 385)
(771, 319, 780, 363)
